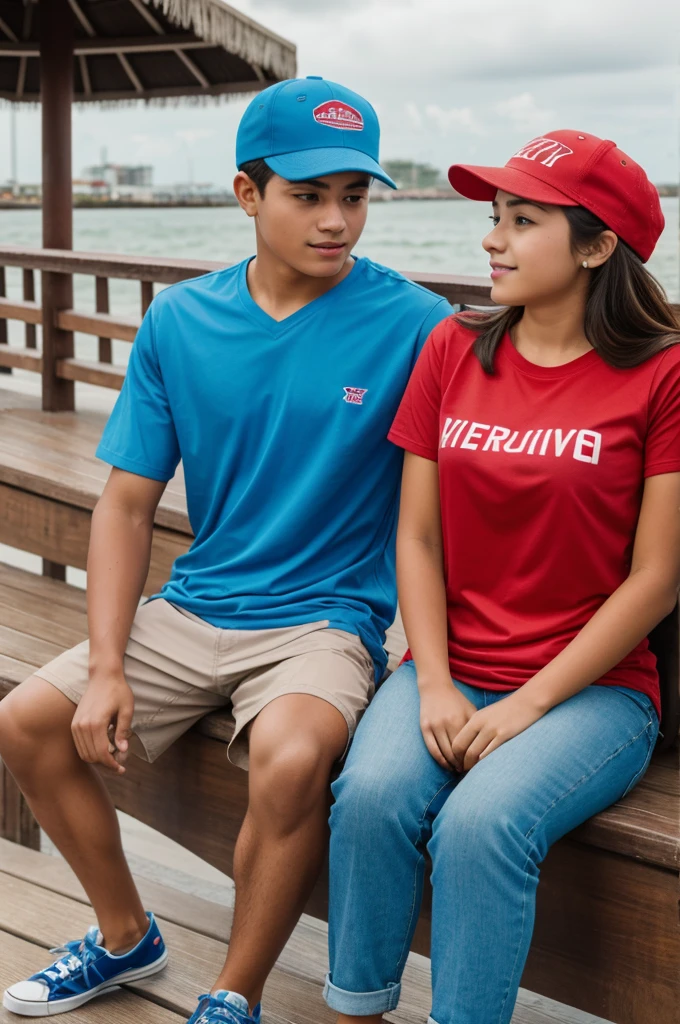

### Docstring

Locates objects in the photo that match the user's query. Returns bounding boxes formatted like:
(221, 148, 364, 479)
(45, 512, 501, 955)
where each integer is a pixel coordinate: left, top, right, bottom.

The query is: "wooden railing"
(0, 247, 495, 411)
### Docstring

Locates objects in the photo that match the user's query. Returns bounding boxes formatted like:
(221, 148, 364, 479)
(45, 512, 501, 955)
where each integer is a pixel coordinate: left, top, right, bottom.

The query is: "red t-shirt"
(388, 317, 680, 717)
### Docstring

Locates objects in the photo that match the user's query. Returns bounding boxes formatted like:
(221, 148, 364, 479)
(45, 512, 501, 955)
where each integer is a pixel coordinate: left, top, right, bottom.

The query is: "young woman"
(323, 131, 680, 1024)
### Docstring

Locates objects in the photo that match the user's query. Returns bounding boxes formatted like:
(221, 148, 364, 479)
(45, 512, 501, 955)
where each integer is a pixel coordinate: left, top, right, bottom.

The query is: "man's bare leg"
(337, 1017, 383, 1024)
(0, 677, 149, 952)
(212, 693, 348, 1010)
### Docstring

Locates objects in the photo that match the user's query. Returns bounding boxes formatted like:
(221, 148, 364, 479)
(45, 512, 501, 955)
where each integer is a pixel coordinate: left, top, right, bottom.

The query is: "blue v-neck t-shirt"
(96, 256, 451, 678)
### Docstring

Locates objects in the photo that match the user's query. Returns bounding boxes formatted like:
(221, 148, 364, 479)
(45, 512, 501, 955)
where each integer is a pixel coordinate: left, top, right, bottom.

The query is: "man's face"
(237, 169, 371, 278)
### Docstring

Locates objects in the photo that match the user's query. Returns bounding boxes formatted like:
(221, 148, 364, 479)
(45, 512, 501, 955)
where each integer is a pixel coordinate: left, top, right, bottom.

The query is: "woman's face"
(482, 190, 583, 306)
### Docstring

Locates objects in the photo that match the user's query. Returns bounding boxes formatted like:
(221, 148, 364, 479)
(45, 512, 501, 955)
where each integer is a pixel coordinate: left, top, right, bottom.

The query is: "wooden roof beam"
(175, 48, 209, 89)
(79, 55, 91, 99)
(0, 35, 225, 58)
(16, 56, 26, 99)
(116, 52, 144, 94)
(21, 2, 32, 41)
(0, 16, 18, 42)
(128, 0, 165, 35)
(0, 81, 272, 104)
(67, 0, 96, 37)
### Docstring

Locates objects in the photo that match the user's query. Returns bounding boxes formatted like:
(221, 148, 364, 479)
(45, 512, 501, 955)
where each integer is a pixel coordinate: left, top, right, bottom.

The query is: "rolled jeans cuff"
(323, 974, 401, 1014)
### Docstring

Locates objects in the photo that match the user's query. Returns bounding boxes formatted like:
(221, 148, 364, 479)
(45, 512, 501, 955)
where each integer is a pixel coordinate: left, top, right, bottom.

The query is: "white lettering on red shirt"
(440, 417, 601, 464)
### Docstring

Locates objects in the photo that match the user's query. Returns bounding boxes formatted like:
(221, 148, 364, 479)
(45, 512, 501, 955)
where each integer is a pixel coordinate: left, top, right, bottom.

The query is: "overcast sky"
(1, 0, 678, 186)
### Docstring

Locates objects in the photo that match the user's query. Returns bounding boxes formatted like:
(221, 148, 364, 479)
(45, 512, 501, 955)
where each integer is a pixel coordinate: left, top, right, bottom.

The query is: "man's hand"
(419, 680, 477, 771)
(451, 689, 546, 773)
(71, 672, 135, 775)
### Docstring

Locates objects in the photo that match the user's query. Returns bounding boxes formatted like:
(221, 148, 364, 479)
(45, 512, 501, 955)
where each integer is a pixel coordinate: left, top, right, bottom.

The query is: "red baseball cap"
(449, 130, 664, 263)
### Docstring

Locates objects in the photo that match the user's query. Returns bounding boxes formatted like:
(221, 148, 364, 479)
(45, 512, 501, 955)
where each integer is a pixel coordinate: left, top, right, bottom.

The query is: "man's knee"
(0, 676, 75, 771)
(249, 731, 338, 831)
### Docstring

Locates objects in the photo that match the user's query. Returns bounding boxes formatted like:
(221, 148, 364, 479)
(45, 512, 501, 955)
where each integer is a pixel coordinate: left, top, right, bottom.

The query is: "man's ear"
(234, 171, 260, 217)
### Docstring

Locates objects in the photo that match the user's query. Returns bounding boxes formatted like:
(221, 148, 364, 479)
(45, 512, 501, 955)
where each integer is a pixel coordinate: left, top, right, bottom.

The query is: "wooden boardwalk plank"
(0, 930, 184, 1024)
(0, 562, 88, 612)
(0, 655, 39, 691)
(0, 843, 602, 1024)
(0, 581, 88, 630)
(0, 601, 87, 650)
(0, 625, 63, 667)
(0, 838, 231, 945)
(0, 870, 338, 1024)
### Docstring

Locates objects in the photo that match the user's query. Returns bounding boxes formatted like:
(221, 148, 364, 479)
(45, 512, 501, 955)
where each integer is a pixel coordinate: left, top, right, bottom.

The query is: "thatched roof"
(0, 0, 297, 104)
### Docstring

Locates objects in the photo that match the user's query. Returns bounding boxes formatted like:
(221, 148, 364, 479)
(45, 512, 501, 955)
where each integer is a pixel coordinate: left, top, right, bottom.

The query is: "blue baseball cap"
(236, 76, 397, 189)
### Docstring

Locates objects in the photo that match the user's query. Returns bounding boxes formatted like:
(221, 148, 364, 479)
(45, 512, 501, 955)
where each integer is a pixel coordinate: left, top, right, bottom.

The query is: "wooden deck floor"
(0, 838, 604, 1024)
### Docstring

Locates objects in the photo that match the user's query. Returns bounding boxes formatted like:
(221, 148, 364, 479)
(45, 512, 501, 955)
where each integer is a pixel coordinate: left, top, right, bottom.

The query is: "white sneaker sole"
(2, 949, 169, 1017)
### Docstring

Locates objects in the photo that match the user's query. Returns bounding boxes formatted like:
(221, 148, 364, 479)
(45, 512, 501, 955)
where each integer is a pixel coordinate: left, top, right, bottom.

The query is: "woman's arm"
(452, 471, 680, 770)
(397, 452, 476, 770)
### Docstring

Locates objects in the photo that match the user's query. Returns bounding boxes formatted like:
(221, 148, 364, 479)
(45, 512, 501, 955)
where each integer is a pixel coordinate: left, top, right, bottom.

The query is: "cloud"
(128, 133, 176, 160)
(424, 104, 485, 136)
(175, 130, 217, 145)
(239, 0, 679, 81)
(247, 0, 413, 11)
(405, 102, 423, 130)
(494, 93, 555, 132)
(7, 0, 678, 187)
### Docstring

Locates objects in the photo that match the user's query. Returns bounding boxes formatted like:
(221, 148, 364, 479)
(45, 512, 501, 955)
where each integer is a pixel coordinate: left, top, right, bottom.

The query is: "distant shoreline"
(0, 199, 240, 210)
(0, 186, 676, 210)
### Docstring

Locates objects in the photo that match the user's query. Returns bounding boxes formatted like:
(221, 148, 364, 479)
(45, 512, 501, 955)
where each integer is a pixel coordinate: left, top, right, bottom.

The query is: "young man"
(0, 77, 450, 1024)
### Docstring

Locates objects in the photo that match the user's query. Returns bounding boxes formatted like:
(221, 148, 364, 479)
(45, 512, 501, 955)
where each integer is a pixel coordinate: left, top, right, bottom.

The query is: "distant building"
(381, 160, 444, 189)
(83, 163, 153, 188)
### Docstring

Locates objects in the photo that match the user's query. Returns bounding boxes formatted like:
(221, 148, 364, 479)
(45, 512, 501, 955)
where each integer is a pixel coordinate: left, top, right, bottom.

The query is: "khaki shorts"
(35, 598, 375, 770)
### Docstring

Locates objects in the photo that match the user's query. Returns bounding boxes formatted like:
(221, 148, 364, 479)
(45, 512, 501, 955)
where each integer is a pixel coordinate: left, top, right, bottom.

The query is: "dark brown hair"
(239, 158, 275, 196)
(457, 206, 680, 374)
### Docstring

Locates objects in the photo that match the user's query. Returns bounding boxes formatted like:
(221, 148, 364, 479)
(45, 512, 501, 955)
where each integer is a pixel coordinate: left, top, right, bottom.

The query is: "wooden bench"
(0, 559, 678, 1024)
(0, 387, 678, 1024)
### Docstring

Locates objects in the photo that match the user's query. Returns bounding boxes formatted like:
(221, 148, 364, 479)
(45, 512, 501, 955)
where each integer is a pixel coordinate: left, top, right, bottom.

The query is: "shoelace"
(193, 993, 256, 1024)
(41, 932, 101, 992)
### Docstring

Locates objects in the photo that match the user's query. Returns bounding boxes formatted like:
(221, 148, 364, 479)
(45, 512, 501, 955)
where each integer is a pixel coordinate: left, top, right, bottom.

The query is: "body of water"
(0, 194, 677, 299)
(0, 195, 678, 383)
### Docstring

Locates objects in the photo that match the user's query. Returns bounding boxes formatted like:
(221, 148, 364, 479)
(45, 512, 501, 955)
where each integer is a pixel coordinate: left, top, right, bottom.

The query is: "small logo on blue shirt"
(343, 387, 368, 405)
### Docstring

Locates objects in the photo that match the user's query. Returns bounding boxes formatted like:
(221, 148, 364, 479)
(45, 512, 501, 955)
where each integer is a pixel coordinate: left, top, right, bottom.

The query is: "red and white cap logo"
(512, 136, 574, 169)
(313, 100, 364, 131)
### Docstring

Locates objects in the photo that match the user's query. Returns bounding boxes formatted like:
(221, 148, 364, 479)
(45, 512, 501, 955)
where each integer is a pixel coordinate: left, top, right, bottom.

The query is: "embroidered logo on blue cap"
(313, 100, 364, 132)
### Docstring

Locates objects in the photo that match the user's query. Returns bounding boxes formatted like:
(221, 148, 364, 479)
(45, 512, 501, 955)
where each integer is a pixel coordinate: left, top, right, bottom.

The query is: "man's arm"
(70, 467, 166, 775)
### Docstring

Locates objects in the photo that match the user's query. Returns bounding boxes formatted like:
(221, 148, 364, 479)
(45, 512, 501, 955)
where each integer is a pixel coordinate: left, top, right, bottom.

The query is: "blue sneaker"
(187, 990, 261, 1024)
(2, 911, 167, 1016)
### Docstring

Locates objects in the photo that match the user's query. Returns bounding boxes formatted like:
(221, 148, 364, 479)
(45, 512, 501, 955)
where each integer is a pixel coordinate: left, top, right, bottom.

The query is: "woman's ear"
(584, 229, 619, 269)
(233, 171, 260, 218)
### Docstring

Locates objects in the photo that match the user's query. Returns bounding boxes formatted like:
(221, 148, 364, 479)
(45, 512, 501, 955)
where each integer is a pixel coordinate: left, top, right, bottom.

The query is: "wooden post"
(23, 269, 37, 349)
(141, 280, 154, 316)
(96, 277, 111, 363)
(0, 759, 40, 850)
(0, 265, 9, 373)
(39, 0, 74, 412)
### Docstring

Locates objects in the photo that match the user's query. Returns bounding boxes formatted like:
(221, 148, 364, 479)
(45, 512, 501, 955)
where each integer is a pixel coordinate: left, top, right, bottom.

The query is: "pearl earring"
(582, 260, 589, 268)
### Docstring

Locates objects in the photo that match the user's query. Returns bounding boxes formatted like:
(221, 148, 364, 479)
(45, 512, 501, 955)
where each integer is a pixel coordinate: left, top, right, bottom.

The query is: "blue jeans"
(324, 661, 659, 1024)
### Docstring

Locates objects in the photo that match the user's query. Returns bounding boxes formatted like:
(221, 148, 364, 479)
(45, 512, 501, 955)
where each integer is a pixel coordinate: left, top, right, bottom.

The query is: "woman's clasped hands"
(419, 677, 547, 773)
